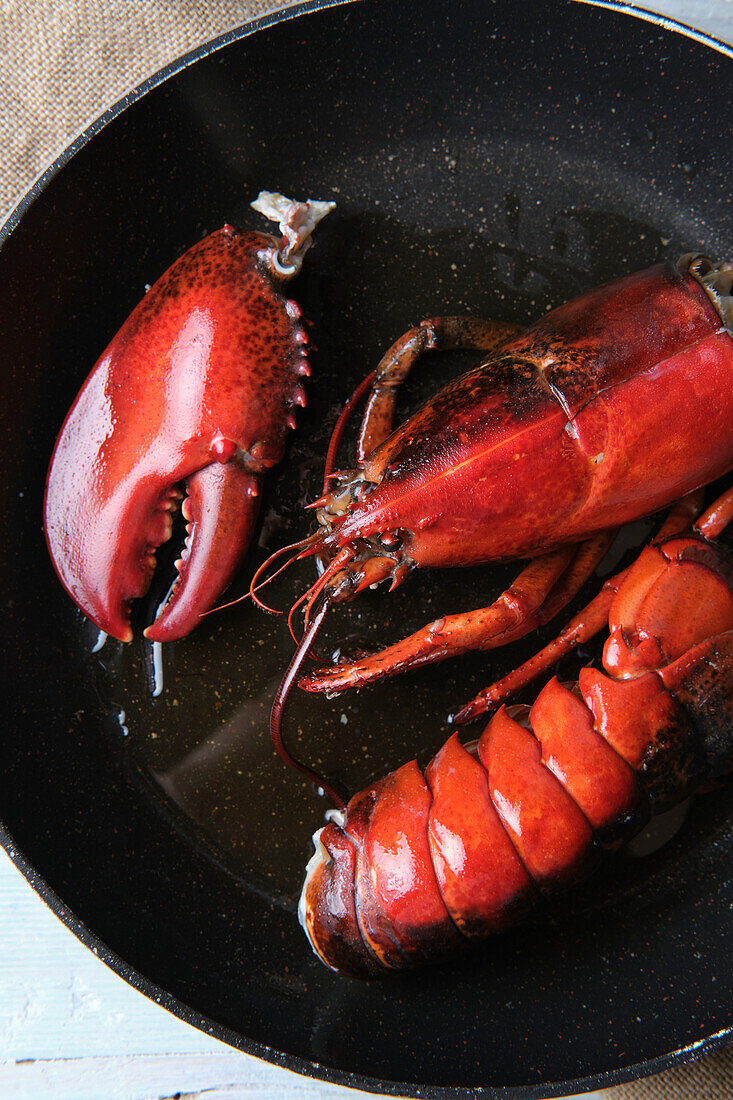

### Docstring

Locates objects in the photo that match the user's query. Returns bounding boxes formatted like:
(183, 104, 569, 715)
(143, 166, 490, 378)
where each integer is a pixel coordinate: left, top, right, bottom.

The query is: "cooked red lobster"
(299, 488, 733, 977)
(268, 255, 733, 729)
(44, 191, 333, 642)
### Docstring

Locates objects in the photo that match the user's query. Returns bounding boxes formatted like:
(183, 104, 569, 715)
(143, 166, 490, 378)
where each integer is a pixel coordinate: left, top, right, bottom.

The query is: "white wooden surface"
(2, 2, 732, 1099)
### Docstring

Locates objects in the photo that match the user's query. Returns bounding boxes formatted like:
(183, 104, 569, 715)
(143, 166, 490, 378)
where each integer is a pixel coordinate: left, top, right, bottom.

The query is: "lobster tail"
(300, 519, 733, 977)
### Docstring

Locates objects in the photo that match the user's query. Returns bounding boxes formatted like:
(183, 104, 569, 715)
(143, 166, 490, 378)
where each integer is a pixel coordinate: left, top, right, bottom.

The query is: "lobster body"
(300, 527, 733, 978)
(333, 259, 733, 568)
(45, 193, 333, 642)
(286, 254, 733, 701)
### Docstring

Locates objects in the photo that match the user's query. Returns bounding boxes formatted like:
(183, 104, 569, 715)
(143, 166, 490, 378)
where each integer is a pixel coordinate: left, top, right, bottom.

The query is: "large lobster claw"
(44, 192, 334, 642)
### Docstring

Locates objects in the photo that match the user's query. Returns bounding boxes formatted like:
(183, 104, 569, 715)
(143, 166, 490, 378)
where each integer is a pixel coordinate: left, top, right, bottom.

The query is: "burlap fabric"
(1, 2, 731, 1097)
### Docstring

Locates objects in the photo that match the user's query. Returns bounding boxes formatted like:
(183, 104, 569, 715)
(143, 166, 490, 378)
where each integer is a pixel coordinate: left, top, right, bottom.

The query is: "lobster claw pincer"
(44, 192, 334, 642)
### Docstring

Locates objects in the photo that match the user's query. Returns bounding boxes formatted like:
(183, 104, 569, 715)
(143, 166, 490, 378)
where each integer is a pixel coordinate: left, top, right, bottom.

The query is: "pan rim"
(1, 0, 732, 1094)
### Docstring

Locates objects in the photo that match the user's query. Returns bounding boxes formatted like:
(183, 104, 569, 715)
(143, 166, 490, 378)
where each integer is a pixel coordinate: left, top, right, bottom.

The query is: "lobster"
(44, 191, 333, 643)
(299, 487, 733, 978)
(264, 253, 733, 757)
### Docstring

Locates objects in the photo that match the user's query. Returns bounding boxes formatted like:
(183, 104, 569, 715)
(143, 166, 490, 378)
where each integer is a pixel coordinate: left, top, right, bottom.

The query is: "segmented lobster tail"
(300, 524, 733, 977)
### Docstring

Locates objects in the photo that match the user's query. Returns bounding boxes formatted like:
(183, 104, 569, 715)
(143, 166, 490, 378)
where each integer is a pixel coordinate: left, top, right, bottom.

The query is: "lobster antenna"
(198, 532, 322, 620)
(270, 595, 347, 809)
(244, 532, 323, 614)
(322, 369, 377, 492)
(286, 546, 356, 646)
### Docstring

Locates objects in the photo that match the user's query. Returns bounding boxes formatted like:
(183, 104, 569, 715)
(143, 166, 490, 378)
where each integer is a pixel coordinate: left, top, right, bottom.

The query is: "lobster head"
(308, 468, 416, 604)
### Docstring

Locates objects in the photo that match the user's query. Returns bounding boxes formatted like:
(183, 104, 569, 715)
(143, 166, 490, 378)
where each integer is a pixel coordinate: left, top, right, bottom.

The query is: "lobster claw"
(145, 459, 260, 644)
(46, 435, 263, 644)
(44, 192, 334, 642)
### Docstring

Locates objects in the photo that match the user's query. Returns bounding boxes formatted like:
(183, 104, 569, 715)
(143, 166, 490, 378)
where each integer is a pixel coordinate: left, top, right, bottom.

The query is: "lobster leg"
(454, 491, 708, 722)
(697, 485, 733, 538)
(299, 534, 614, 693)
(356, 317, 522, 462)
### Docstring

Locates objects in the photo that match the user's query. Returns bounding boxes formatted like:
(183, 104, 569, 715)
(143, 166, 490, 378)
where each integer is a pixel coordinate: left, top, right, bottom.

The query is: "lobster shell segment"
(426, 734, 534, 936)
(44, 195, 333, 641)
(299, 819, 382, 980)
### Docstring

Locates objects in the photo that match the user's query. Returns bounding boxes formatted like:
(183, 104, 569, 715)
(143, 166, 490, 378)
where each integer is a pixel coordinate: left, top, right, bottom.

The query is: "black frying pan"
(1, 1, 732, 1095)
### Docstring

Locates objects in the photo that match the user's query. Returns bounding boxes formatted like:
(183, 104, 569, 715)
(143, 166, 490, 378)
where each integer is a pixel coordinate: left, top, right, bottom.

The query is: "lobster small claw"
(44, 192, 334, 642)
